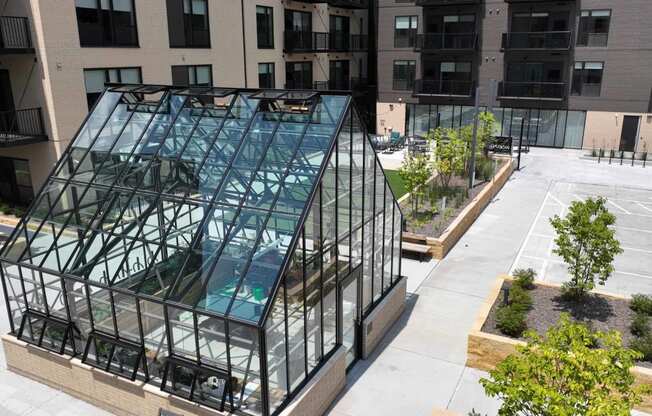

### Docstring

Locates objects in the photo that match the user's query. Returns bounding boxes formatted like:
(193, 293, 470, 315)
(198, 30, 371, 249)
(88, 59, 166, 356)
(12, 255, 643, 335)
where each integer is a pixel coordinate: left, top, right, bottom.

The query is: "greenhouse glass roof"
(2, 85, 350, 326)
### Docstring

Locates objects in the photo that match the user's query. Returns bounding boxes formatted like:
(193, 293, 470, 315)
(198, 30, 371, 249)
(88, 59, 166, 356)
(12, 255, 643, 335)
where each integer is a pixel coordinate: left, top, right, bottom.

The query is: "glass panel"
(140, 300, 168, 381)
(229, 323, 262, 414)
(565, 111, 586, 149)
(168, 306, 197, 360)
(285, 241, 306, 392)
(265, 288, 288, 413)
(197, 314, 228, 367)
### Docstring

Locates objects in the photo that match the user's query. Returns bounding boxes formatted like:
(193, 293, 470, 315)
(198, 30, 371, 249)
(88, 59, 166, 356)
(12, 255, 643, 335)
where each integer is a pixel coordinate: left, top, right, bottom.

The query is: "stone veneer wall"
(361, 276, 407, 359)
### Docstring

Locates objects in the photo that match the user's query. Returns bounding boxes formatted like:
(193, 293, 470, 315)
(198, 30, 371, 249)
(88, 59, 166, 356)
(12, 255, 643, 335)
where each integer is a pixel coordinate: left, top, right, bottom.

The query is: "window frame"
(571, 61, 604, 97)
(81, 331, 148, 381)
(258, 62, 276, 88)
(394, 15, 418, 48)
(17, 310, 77, 355)
(161, 355, 234, 412)
(256, 5, 275, 49)
(170, 64, 214, 87)
(75, 0, 140, 48)
(577, 9, 611, 47)
(168, 0, 211, 48)
(83, 66, 143, 110)
(392, 60, 416, 91)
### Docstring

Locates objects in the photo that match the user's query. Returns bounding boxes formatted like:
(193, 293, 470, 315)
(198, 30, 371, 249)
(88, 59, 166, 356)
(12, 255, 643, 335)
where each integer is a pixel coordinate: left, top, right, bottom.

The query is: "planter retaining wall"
(403, 159, 515, 260)
(466, 275, 652, 412)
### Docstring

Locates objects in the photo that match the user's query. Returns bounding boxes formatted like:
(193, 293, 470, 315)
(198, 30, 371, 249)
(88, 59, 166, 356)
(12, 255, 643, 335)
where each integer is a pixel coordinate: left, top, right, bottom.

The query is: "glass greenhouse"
(0, 85, 402, 415)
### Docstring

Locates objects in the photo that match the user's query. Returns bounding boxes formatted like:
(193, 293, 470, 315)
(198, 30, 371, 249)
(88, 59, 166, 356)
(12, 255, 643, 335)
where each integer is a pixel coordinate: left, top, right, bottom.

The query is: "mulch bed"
(482, 282, 651, 368)
(401, 177, 489, 238)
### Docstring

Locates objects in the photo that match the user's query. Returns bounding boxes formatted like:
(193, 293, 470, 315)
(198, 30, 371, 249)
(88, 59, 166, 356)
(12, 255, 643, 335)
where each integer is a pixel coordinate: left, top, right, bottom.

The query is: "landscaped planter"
(403, 159, 515, 259)
(466, 275, 652, 412)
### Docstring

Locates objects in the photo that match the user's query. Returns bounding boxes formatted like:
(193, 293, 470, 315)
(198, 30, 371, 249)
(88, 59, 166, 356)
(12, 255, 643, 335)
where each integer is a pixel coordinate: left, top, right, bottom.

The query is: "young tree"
(398, 154, 430, 216)
(481, 314, 649, 416)
(427, 127, 467, 190)
(550, 197, 623, 299)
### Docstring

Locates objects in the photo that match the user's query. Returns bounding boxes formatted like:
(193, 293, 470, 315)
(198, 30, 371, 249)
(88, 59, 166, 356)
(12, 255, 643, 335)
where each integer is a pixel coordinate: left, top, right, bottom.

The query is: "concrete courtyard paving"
(328, 147, 652, 416)
(0, 148, 651, 415)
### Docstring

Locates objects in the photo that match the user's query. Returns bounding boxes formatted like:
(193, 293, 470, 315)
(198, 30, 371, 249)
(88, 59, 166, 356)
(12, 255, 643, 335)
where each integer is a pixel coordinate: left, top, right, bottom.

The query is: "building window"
(577, 10, 611, 47)
(0, 157, 33, 206)
(167, 0, 210, 48)
(75, 0, 138, 47)
(83, 67, 142, 109)
(258, 63, 275, 88)
(572, 62, 604, 97)
(392, 60, 416, 91)
(394, 16, 417, 48)
(171, 65, 213, 87)
(285, 62, 312, 89)
(256, 6, 274, 49)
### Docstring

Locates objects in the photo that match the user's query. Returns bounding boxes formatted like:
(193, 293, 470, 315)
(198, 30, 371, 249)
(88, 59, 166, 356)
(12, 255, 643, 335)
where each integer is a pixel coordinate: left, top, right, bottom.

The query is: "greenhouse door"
(340, 268, 360, 369)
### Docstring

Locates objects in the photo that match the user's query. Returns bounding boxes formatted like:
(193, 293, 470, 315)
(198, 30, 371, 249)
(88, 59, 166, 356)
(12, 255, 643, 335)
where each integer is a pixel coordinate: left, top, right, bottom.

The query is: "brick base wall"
(361, 277, 407, 359)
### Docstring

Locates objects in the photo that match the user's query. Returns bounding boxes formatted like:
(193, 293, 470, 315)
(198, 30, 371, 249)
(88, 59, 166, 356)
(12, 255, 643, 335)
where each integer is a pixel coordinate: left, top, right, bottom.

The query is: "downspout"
(240, 0, 248, 87)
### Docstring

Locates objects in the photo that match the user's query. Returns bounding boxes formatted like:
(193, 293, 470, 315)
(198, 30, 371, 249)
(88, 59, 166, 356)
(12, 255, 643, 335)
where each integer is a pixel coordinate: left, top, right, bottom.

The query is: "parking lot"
(511, 181, 652, 296)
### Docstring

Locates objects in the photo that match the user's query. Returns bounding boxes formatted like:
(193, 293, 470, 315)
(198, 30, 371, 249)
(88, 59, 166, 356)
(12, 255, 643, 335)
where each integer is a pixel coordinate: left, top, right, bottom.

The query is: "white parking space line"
(637, 202, 652, 213)
(510, 191, 551, 275)
(614, 225, 652, 234)
(521, 254, 652, 281)
(607, 199, 632, 215)
(622, 246, 652, 254)
(548, 193, 567, 208)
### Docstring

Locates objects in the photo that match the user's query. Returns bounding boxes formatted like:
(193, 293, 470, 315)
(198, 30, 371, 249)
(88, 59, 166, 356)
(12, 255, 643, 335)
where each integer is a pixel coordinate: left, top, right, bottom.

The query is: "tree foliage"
(426, 127, 467, 190)
(481, 314, 649, 416)
(426, 111, 497, 189)
(398, 154, 430, 215)
(550, 197, 623, 299)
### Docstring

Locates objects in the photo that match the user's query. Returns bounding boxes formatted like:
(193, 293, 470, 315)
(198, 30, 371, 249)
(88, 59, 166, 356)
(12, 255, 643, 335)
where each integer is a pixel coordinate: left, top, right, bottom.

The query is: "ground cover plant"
(481, 314, 650, 416)
(399, 112, 504, 237)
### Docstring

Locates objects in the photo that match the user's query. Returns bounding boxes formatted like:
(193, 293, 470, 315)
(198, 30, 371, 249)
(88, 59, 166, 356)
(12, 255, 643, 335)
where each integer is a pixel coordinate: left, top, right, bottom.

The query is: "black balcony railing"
(293, 0, 368, 8)
(0, 108, 47, 146)
(576, 32, 608, 47)
(0, 16, 33, 53)
(413, 80, 474, 97)
(313, 77, 368, 91)
(285, 31, 368, 52)
(415, 33, 477, 51)
(502, 31, 572, 50)
(415, 0, 480, 5)
(498, 81, 566, 100)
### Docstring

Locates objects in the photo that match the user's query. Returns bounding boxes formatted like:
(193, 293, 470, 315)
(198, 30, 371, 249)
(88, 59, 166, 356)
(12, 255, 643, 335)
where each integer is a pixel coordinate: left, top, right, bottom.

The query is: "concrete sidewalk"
(328, 148, 652, 416)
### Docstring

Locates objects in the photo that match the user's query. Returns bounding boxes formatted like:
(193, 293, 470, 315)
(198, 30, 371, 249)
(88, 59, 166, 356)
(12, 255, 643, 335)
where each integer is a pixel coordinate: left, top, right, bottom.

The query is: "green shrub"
(630, 334, 652, 362)
(509, 285, 533, 313)
(513, 268, 536, 290)
(496, 305, 527, 337)
(631, 294, 652, 316)
(631, 313, 651, 337)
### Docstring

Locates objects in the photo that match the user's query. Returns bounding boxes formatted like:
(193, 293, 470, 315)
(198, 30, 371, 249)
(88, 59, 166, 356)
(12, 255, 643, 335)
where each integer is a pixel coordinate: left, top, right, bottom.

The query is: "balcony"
(0, 108, 47, 146)
(292, 0, 368, 9)
(498, 82, 566, 101)
(413, 80, 474, 97)
(284, 31, 368, 53)
(313, 77, 368, 91)
(415, 33, 477, 52)
(0, 17, 34, 54)
(416, 0, 480, 5)
(505, 0, 574, 2)
(502, 31, 572, 50)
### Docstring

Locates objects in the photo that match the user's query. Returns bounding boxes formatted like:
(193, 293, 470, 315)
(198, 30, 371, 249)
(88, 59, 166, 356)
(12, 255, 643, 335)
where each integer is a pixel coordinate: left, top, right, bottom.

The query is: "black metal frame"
(0, 16, 34, 53)
(0, 84, 403, 416)
(17, 309, 77, 355)
(161, 355, 234, 411)
(82, 331, 147, 381)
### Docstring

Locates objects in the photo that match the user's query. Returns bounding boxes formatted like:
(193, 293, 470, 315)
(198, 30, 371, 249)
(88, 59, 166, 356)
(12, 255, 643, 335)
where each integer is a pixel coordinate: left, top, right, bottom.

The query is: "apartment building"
(376, 0, 652, 152)
(0, 0, 372, 206)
